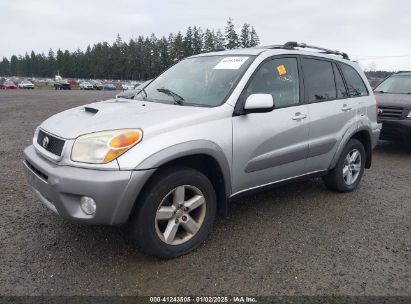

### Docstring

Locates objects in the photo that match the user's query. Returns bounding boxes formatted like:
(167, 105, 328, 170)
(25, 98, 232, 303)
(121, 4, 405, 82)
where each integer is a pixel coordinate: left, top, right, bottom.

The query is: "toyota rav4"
(23, 42, 380, 258)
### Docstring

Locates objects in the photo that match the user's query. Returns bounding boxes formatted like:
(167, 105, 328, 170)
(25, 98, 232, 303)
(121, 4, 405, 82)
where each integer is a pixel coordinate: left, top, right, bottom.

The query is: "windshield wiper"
(157, 88, 185, 105)
(134, 87, 147, 100)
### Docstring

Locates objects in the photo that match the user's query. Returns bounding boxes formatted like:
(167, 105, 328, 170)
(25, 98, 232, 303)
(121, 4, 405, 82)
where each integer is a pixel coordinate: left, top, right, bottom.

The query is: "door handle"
(341, 104, 352, 112)
(292, 112, 307, 120)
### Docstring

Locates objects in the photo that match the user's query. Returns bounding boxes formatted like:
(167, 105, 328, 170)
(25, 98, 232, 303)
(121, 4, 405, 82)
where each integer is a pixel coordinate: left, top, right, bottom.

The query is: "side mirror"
(243, 94, 274, 114)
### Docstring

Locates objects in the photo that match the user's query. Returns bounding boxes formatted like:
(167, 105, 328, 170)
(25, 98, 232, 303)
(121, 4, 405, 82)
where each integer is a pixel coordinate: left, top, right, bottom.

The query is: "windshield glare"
(136, 55, 254, 107)
(375, 75, 411, 94)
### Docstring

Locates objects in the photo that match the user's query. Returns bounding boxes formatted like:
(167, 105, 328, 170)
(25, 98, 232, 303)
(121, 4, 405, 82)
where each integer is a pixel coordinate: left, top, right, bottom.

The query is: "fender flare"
(135, 140, 232, 198)
(329, 125, 373, 170)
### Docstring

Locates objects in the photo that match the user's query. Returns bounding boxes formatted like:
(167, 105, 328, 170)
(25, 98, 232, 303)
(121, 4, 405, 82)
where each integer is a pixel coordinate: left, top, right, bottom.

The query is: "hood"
(375, 92, 411, 109)
(40, 98, 212, 139)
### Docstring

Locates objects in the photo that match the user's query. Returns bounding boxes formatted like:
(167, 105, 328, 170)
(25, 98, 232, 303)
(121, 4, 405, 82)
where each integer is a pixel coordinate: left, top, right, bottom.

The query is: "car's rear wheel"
(323, 139, 365, 192)
(129, 167, 217, 259)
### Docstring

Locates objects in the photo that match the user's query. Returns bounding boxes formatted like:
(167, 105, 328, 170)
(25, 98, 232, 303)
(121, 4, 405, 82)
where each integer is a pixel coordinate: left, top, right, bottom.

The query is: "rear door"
(338, 62, 371, 120)
(232, 56, 309, 195)
(302, 57, 356, 173)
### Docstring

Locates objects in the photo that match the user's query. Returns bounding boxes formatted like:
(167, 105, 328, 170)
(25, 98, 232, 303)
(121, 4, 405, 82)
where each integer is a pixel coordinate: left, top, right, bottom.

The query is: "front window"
(374, 74, 411, 94)
(136, 55, 254, 107)
(245, 57, 300, 107)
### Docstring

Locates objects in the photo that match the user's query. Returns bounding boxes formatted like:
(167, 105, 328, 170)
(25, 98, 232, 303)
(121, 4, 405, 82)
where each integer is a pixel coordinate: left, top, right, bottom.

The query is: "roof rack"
(264, 41, 350, 60)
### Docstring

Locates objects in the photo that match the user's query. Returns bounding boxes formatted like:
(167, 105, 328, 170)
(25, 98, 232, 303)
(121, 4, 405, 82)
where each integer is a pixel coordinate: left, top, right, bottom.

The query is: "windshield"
(374, 75, 411, 94)
(136, 55, 254, 107)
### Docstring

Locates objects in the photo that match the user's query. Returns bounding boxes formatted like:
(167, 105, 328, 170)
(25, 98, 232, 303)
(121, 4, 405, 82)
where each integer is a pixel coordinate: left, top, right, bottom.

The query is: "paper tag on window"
(214, 57, 249, 70)
(277, 64, 287, 76)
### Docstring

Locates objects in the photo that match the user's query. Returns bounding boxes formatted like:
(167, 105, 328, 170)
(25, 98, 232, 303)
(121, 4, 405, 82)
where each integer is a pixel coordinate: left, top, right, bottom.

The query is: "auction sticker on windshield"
(214, 57, 249, 70)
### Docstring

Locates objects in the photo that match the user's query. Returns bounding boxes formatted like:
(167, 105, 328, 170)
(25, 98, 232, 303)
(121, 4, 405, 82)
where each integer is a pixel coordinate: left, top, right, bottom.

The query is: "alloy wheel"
(343, 149, 361, 185)
(155, 185, 206, 245)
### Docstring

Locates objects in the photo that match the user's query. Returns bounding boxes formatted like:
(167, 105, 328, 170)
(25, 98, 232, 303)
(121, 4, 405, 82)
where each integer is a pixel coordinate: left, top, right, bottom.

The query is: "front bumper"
(23, 145, 155, 225)
(379, 120, 411, 141)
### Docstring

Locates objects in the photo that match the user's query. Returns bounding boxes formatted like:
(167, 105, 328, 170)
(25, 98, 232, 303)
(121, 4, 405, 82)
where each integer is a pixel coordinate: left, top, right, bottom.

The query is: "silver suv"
(23, 42, 380, 258)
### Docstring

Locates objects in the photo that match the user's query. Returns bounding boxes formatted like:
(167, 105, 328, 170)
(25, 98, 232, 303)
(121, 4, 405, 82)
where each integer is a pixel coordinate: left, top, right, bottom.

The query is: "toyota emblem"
(42, 136, 49, 149)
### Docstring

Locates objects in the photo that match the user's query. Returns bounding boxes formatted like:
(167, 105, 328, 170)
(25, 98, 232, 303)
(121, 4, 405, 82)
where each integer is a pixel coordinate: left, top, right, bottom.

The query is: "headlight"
(407, 110, 411, 118)
(71, 129, 143, 164)
(33, 126, 40, 144)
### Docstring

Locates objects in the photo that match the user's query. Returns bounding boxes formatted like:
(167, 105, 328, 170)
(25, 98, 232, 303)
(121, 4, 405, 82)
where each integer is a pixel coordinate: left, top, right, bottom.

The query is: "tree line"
(0, 19, 259, 80)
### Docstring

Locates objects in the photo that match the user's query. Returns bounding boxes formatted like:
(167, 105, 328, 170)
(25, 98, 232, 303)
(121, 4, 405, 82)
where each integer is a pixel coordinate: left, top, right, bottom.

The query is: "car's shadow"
(52, 178, 324, 261)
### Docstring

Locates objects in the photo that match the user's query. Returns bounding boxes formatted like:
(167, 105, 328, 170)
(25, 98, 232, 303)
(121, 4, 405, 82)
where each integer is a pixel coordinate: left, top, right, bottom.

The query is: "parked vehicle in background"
(374, 71, 411, 142)
(92, 81, 103, 90)
(54, 80, 71, 90)
(66, 78, 77, 84)
(18, 81, 35, 89)
(116, 79, 152, 99)
(101, 83, 117, 91)
(79, 82, 94, 90)
(1, 81, 17, 89)
(121, 83, 135, 90)
(23, 42, 380, 259)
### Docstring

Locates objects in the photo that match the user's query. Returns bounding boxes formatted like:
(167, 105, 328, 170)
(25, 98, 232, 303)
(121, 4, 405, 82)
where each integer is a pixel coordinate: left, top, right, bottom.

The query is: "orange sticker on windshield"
(277, 64, 286, 76)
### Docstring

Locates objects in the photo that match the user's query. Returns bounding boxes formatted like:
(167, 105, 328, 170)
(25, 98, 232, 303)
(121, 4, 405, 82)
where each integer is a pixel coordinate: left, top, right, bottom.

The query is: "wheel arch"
(133, 140, 232, 217)
(330, 127, 373, 170)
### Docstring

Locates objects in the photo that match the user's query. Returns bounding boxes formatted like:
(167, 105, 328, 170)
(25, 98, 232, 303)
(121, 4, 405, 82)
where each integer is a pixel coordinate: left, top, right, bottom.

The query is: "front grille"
(377, 106, 405, 120)
(37, 130, 65, 156)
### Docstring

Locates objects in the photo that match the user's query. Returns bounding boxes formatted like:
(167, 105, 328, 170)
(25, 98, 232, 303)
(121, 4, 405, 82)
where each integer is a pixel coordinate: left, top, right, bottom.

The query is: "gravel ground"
(0, 90, 410, 296)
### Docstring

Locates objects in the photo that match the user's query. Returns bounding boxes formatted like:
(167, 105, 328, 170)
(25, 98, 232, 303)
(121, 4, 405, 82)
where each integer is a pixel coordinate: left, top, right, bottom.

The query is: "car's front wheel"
(129, 167, 217, 259)
(323, 138, 365, 192)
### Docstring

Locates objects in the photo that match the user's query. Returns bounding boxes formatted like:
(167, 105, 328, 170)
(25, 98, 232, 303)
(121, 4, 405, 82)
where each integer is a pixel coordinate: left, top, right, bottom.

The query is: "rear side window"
(302, 58, 336, 103)
(339, 63, 369, 97)
(332, 63, 348, 98)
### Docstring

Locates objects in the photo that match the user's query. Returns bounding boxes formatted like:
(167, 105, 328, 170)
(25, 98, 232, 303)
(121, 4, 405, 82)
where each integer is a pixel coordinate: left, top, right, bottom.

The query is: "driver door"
(232, 56, 309, 195)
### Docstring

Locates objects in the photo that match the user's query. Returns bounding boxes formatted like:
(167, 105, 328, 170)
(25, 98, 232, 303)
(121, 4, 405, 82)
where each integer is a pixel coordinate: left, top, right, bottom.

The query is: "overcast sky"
(1, 0, 410, 71)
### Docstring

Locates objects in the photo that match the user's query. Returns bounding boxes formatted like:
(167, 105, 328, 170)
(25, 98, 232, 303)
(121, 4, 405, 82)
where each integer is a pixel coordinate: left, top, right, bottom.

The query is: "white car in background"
(79, 82, 94, 90)
(121, 83, 135, 90)
(18, 81, 35, 89)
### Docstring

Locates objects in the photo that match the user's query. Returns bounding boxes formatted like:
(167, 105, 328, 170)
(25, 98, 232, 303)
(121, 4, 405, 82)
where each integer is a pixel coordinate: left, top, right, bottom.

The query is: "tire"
(323, 139, 365, 192)
(129, 167, 217, 259)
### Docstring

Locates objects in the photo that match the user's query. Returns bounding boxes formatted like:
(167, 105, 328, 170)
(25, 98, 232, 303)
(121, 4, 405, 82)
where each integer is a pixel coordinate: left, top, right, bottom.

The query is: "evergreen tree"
(225, 18, 239, 49)
(46, 49, 56, 76)
(214, 29, 226, 50)
(240, 23, 251, 48)
(150, 34, 162, 77)
(172, 32, 186, 62)
(0, 58, 10, 76)
(158, 36, 171, 72)
(10, 55, 18, 75)
(0, 20, 260, 79)
(249, 26, 260, 47)
(203, 29, 215, 52)
(56, 49, 63, 76)
(184, 27, 194, 57)
(192, 26, 203, 55)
